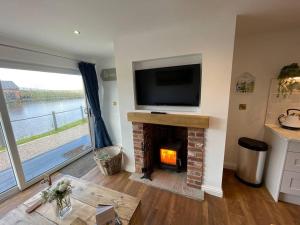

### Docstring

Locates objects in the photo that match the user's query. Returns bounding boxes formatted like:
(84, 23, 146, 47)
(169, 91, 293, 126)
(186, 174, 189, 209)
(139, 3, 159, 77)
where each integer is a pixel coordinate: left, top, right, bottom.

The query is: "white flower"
(58, 183, 68, 192)
(64, 180, 71, 186)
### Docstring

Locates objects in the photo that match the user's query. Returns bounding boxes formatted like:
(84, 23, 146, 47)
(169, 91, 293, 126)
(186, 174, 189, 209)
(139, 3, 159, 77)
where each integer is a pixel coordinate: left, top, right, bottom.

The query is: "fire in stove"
(160, 148, 177, 166)
(159, 142, 183, 172)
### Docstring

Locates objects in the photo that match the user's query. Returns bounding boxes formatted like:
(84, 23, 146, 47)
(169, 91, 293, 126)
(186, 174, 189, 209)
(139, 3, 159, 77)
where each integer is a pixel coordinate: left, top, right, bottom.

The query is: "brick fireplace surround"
(132, 122, 205, 189)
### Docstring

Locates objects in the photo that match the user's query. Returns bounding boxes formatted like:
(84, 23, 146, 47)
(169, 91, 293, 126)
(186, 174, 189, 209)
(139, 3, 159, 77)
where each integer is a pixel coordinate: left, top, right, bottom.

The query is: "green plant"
(277, 63, 300, 98)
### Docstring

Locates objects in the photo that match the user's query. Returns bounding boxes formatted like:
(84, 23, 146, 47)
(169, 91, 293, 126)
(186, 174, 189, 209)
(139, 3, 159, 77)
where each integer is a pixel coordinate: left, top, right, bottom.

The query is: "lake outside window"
(0, 68, 92, 196)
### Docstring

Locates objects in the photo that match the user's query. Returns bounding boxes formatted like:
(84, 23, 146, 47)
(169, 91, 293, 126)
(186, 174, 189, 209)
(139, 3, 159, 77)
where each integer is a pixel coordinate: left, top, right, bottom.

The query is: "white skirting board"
(201, 184, 223, 198)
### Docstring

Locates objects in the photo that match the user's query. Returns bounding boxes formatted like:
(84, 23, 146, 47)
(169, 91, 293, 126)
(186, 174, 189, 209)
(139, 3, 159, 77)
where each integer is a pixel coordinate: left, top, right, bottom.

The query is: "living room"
(0, 1, 300, 224)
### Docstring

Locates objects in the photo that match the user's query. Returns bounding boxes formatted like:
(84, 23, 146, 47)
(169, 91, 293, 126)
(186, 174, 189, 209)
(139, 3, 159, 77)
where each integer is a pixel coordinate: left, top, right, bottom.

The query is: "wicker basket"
(94, 145, 122, 176)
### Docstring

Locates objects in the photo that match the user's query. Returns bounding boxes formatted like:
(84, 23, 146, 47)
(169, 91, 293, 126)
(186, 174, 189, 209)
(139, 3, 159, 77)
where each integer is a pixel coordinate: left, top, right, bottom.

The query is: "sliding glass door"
(0, 67, 92, 197)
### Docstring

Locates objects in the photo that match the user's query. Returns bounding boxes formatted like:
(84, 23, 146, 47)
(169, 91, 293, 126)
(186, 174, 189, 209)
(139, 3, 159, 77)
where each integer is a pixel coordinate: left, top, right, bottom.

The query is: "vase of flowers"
(41, 179, 72, 219)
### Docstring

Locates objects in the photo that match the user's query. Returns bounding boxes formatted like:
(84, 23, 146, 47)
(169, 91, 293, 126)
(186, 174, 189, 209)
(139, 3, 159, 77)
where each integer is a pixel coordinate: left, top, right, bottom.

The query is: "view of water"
(7, 98, 87, 140)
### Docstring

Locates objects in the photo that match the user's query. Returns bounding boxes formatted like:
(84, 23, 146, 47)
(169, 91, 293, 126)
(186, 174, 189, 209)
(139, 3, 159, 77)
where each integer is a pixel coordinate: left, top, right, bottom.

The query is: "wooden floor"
(1, 168, 300, 225)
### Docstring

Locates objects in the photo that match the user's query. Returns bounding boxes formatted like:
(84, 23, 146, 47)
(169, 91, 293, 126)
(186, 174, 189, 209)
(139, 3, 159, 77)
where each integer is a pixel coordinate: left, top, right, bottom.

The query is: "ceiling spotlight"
(74, 30, 80, 35)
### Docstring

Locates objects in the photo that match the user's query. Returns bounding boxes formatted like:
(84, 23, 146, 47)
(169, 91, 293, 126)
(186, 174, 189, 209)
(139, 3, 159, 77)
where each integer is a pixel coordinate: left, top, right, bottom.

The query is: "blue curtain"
(78, 62, 112, 148)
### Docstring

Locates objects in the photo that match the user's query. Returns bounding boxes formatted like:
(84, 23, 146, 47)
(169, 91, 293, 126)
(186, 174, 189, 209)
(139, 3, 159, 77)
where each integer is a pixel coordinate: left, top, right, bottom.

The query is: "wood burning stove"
(140, 125, 187, 180)
(159, 142, 183, 172)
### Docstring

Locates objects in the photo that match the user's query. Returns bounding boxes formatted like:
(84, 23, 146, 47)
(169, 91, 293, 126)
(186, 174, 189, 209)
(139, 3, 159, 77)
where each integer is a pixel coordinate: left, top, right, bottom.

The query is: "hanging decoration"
(235, 72, 255, 93)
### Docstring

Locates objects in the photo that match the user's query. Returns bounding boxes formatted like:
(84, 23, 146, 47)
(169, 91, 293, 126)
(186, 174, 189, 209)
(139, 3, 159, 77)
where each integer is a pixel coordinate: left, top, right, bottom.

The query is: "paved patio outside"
(0, 123, 89, 171)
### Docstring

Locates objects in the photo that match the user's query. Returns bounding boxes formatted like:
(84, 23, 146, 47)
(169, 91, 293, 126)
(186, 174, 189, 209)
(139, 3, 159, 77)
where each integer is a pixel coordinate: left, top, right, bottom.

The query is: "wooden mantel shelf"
(127, 112, 209, 128)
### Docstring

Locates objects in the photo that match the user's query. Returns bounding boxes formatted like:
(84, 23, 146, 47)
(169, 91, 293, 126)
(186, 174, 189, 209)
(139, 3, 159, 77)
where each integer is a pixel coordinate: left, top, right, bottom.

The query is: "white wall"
(224, 29, 300, 169)
(114, 16, 237, 197)
(96, 58, 122, 145)
(100, 80, 122, 145)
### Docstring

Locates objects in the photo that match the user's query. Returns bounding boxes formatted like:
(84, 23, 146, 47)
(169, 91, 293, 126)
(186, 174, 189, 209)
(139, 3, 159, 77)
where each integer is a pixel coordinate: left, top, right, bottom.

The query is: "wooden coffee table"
(0, 175, 141, 225)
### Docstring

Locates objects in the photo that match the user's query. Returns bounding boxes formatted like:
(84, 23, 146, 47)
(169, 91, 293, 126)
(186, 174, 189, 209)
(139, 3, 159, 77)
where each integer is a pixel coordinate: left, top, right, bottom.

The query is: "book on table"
(96, 204, 116, 225)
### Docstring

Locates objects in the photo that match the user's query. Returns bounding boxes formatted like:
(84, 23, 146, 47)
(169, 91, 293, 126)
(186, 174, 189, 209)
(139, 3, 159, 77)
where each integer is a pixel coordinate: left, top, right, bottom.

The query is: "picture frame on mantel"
(235, 72, 255, 93)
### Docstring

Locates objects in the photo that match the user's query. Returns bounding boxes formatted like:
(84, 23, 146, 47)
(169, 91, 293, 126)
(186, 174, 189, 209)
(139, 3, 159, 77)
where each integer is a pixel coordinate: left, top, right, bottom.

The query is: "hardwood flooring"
(1, 168, 300, 225)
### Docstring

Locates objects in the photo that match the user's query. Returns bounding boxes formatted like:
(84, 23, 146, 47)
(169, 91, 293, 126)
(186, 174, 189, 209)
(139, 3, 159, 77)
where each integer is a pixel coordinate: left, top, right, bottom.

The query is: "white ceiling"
(0, 0, 299, 60)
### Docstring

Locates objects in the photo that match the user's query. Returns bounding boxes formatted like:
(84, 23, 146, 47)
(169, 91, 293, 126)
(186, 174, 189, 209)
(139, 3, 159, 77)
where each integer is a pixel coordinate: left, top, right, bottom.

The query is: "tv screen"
(135, 64, 201, 106)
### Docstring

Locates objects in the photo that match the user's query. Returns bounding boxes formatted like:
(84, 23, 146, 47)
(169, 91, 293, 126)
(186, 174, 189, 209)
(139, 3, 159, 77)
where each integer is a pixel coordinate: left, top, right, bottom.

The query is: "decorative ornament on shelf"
(235, 72, 255, 93)
(41, 179, 72, 219)
(277, 63, 300, 98)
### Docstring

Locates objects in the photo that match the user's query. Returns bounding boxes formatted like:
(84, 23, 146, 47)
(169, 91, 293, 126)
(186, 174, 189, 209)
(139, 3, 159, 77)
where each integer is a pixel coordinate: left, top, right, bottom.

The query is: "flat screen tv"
(135, 64, 201, 106)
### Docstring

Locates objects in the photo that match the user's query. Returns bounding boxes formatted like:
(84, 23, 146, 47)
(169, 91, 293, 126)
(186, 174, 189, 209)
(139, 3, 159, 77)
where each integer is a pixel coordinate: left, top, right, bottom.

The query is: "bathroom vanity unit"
(264, 124, 300, 205)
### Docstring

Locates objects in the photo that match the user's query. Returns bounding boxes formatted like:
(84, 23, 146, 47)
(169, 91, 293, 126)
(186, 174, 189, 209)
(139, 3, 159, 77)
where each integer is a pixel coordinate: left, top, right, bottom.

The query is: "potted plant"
(41, 179, 72, 219)
(277, 63, 300, 98)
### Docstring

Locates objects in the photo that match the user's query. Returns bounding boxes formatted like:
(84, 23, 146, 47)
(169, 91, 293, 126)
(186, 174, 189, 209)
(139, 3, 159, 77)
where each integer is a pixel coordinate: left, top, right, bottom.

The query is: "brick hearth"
(132, 122, 204, 189)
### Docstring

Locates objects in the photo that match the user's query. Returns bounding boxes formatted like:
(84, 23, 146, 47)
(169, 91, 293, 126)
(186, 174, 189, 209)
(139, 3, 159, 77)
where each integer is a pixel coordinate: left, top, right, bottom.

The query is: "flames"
(160, 148, 177, 166)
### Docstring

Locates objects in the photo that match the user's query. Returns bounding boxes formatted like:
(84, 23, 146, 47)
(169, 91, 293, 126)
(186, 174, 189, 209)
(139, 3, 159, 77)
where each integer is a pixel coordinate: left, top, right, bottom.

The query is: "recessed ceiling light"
(74, 30, 80, 35)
